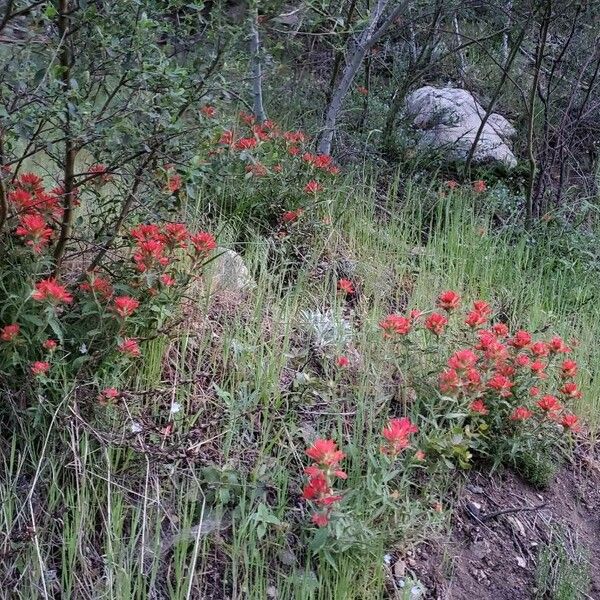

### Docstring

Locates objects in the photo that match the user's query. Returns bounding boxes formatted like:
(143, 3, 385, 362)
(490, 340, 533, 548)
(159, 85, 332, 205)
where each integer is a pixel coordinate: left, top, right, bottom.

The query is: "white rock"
(206, 248, 255, 294)
(405, 86, 517, 168)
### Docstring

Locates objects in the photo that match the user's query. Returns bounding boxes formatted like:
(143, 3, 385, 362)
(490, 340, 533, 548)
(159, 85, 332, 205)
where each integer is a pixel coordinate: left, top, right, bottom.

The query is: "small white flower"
(383, 554, 392, 566)
(79, 343, 88, 354)
(131, 421, 142, 434)
(170, 402, 181, 415)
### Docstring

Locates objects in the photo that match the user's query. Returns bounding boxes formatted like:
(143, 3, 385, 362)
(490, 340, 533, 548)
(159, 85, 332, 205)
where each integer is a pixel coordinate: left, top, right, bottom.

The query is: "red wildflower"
(190, 231, 217, 256)
(118, 338, 141, 357)
(464, 367, 482, 390)
(99, 387, 120, 403)
(495, 362, 515, 378)
(561, 359, 577, 378)
(80, 273, 113, 299)
(32, 279, 73, 304)
(327, 165, 341, 175)
(515, 353, 531, 367)
(0, 324, 20, 342)
(487, 373, 513, 397)
(42, 339, 57, 351)
(537, 395, 561, 413)
(282, 209, 301, 224)
(200, 105, 216, 118)
(311, 512, 329, 527)
(472, 180, 487, 193)
(336, 356, 350, 368)
(492, 323, 509, 338)
(476, 330, 497, 351)
(306, 439, 345, 468)
(530, 341, 549, 357)
(15, 213, 53, 253)
(510, 330, 531, 348)
(166, 174, 182, 193)
(414, 449, 426, 461)
(283, 131, 306, 144)
(245, 163, 268, 177)
(530, 386, 540, 397)
(447, 349, 477, 371)
(465, 310, 487, 328)
(302, 152, 316, 165)
(510, 406, 533, 421)
(234, 137, 257, 151)
(160, 273, 176, 287)
(439, 369, 460, 395)
(548, 336, 570, 354)
(337, 278, 355, 295)
(445, 180, 459, 189)
(163, 223, 189, 249)
(239, 111, 255, 125)
(88, 163, 112, 183)
(379, 314, 411, 337)
(410, 309, 423, 321)
(470, 300, 489, 314)
(356, 85, 369, 95)
(313, 155, 333, 170)
(130, 224, 163, 243)
(304, 180, 323, 194)
(112, 296, 140, 319)
(219, 130, 234, 145)
(133, 239, 169, 272)
(273, 164, 283, 173)
(560, 382, 582, 399)
(31, 361, 50, 376)
(381, 417, 418, 456)
(470, 398, 489, 415)
(530, 360, 546, 377)
(561, 414, 579, 431)
(425, 312, 448, 335)
(437, 290, 461, 311)
(17, 172, 43, 191)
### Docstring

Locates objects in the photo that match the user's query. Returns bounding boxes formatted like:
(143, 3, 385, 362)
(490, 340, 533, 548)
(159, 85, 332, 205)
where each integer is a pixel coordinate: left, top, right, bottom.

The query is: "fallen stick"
(481, 502, 547, 522)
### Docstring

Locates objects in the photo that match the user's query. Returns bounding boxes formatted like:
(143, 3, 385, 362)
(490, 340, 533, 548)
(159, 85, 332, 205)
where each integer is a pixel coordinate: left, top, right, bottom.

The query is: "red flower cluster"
(112, 296, 140, 319)
(380, 314, 412, 337)
(337, 278, 355, 296)
(381, 291, 583, 437)
(381, 417, 418, 456)
(31, 360, 50, 376)
(8, 173, 64, 253)
(1, 324, 20, 342)
(129, 223, 216, 277)
(88, 163, 113, 184)
(303, 439, 347, 527)
(118, 338, 141, 358)
(32, 278, 73, 304)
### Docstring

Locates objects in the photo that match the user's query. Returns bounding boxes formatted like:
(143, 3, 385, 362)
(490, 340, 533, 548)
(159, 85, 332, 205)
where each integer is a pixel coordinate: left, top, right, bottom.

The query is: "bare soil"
(410, 443, 600, 599)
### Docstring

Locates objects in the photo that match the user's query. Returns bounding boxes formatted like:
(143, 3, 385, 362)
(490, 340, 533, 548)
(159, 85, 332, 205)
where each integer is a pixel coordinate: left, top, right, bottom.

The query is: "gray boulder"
(405, 86, 517, 169)
(206, 248, 255, 294)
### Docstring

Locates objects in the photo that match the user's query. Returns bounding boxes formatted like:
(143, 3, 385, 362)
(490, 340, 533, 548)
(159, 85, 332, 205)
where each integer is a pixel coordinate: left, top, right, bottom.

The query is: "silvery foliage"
(300, 309, 352, 352)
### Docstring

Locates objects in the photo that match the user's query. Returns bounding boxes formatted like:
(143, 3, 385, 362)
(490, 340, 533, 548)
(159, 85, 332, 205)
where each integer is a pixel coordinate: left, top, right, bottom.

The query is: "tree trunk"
(317, 0, 410, 155)
(53, 0, 77, 273)
(249, 3, 267, 124)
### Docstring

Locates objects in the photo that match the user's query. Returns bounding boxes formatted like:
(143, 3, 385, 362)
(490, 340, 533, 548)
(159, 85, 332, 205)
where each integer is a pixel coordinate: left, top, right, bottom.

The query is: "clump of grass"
(535, 528, 591, 599)
(514, 450, 559, 490)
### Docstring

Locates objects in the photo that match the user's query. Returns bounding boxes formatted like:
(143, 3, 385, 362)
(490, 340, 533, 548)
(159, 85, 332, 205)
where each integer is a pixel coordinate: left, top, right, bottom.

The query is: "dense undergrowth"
(1, 155, 599, 597)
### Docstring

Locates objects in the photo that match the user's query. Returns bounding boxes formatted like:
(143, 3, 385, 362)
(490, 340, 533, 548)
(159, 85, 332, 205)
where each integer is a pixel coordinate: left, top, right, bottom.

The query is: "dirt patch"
(410, 443, 600, 599)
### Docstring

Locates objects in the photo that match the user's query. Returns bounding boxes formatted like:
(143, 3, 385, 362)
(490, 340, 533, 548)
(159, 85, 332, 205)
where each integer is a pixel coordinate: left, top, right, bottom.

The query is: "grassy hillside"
(2, 174, 598, 598)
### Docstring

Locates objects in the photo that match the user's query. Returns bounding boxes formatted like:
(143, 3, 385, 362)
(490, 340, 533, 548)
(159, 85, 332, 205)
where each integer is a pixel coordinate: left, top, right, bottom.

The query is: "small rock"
(207, 248, 255, 293)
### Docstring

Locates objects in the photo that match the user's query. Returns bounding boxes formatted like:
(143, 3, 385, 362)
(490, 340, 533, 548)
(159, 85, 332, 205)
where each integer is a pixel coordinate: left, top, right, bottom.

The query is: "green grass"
(2, 177, 599, 598)
(535, 528, 591, 599)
